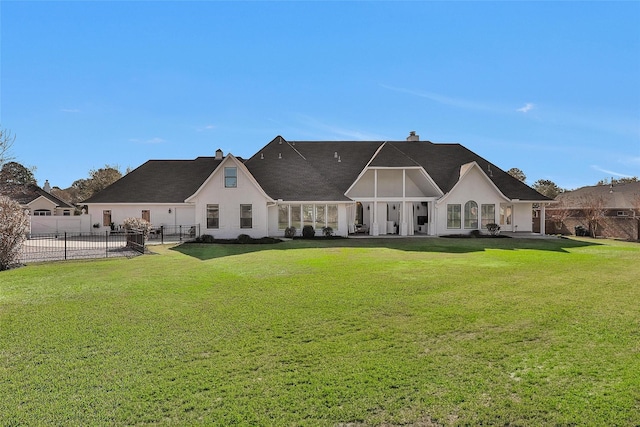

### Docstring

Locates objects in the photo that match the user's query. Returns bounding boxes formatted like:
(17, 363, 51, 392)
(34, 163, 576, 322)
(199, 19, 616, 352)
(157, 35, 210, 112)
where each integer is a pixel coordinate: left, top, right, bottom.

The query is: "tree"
(581, 193, 607, 237)
(549, 199, 572, 234)
(0, 196, 30, 271)
(0, 162, 37, 186)
(532, 179, 563, 199)
(596, 176, 639, 186)
(507, 168, 526, 182)
(70, 165, 122, 203)
(0, 127, 16, 167)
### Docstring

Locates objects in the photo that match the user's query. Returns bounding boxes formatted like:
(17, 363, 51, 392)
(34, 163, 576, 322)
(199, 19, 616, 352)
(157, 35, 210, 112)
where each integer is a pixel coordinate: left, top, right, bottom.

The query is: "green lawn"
(1, 237, 639, 425)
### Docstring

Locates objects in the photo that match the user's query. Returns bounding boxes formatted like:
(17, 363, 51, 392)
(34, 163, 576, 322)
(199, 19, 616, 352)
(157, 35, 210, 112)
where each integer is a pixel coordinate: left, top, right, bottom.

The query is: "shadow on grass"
(170, 237, 603, 261)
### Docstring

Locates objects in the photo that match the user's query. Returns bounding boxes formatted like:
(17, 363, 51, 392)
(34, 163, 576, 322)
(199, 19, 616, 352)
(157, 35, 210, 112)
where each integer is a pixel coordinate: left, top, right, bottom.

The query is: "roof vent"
(338, 156, 342, 163)
(407, 131, 419, 141)
(334, 151, 338, 158)
(278, 153, 282, 159)
(215, 149, 223, 160)
(260, 153, 264, 160)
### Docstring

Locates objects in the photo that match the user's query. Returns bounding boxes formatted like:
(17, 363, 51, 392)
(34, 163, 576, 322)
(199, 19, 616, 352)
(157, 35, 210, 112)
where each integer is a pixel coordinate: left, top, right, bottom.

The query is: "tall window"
(481, 204, 495, 228)
(500, 206, 512, 225)
(240, 204, 252, 228)
(278, 205, 289, 230)
(447, 204, 461, 229)
(464, 201, 478, 229)
(315, 205, 326, 230)
(142, 210, 150, 222)
(207, 204, 219, 229)
(290, 205, 301, 230)
(327, 205, 338, 230)
(103, 210, 112, 226)
(302, 204, 313, 225)
(224, 167, 237, 188)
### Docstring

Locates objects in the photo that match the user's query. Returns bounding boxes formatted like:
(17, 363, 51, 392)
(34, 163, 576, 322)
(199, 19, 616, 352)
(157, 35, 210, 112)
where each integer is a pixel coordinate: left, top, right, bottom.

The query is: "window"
(617, 211, 629, 217)
(33, 209, 52, 216)
(464, 201, 478, 229)
(500, 206, 512, 225)
(278, 205, 289, 230)
(207, 204, 219, 229)
(142, 210, 150, 222)
(290, 205, 301, 230)
(315, 205, 326, 230)
(63, 210, 71, 216)
(302, 204, 313, 225)
(224, 167, 237, 188)
(327, 205, 338, 230)
(481, 204, 495, 228)
(447, 204, 461, 229)
(103, 210, 112, 226)
(240, 204, 252, 228)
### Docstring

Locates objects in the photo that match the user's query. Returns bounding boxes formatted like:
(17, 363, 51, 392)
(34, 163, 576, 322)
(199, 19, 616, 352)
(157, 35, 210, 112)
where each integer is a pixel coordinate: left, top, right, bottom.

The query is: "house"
(83, 133, 550, 238)
(2, 180, 75, 217)
(0, 180, 88, 235)
(546, 182, 640, 240)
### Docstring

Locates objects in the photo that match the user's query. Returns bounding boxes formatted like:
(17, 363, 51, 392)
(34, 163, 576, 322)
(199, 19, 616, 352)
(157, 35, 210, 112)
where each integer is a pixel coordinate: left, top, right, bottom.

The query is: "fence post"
(161, 225, 164, 245)
(64, 232, 68, 260)
(179, 225, 183, 242)
(106, 230, 109, 258)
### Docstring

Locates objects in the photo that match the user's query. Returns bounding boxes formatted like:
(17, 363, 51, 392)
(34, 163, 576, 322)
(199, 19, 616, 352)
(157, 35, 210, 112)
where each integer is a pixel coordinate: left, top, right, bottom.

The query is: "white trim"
(436, 161, 510, 206)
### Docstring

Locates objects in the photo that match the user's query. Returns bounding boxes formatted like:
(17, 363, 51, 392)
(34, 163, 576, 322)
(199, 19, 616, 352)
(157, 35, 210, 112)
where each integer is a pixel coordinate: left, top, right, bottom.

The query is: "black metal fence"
(147, 224, 200, 244)
(19, 230, 144, 264)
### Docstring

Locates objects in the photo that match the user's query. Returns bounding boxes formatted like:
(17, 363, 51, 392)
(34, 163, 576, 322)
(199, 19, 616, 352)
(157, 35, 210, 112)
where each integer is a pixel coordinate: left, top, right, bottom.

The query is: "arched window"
(33, 209, 52, 216)
(464, 201, 478, 229)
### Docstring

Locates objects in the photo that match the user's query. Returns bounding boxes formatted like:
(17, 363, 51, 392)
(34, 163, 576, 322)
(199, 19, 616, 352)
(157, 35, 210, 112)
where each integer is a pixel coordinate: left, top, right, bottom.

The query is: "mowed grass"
(1, 237, 639, 425)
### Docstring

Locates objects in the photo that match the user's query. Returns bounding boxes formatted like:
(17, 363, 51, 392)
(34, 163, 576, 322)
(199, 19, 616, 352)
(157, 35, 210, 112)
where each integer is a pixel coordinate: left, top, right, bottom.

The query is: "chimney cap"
(407, 131, 419, 141)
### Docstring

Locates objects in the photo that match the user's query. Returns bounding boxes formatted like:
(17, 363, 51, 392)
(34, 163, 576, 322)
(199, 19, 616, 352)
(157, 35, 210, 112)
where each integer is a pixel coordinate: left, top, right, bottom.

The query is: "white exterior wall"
(435, 166, 509, 236)
(191, 158, 271, 239)
(266, 202, 351, 237)
(512, 203, 534, 232)
(86, 203, 196, 231)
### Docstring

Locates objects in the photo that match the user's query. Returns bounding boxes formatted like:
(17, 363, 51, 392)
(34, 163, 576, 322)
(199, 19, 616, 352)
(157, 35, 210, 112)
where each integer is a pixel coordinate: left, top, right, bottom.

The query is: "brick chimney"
(406, 131, 419, 141)
(43, 180, 51, 193)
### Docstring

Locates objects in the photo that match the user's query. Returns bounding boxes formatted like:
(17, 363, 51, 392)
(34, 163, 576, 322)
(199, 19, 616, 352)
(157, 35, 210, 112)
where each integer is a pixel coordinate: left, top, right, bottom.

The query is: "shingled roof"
(85, 135, 549, 204)
(2, 184, 74, 208)
(245, 136, 549, 202)
(555, 182, 640, 209)
(83, 157, 224, 203)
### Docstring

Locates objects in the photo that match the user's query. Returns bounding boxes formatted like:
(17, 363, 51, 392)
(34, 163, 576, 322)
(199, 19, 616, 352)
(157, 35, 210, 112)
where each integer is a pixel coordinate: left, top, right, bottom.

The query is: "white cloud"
(61, 108, 81, 113)
(516, 103, 535, 113)
(295, 114, 385, 141)
(590, 165, 634, 178)
(196, 125, 216, 132)
(380, 84, 500, 113)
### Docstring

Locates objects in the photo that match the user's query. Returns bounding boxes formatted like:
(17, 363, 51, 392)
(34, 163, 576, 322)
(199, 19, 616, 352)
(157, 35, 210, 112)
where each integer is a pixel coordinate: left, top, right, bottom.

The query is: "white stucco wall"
(512, 203, 534, 232)
(435, 166, 510, 235)
(191, 157, 271, 239)
(85, 203, 196, 232)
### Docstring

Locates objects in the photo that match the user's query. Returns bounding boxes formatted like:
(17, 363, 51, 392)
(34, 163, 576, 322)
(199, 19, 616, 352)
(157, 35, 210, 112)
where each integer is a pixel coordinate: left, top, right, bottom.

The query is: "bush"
(197, 234, 215, 243)
(0, 196, 30, 271)
(284, 226, 296, 238)
(302, 225, 315, 239)
(322, 226, 334, 237)
(469, 229, 482, 238)
(123, 217, 152, 238)
(486, 223, 500, 236)
(237, 234, 252, 244)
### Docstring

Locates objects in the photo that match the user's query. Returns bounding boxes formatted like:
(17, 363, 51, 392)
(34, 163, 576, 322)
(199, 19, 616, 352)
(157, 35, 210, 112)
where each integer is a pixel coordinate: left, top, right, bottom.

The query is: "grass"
(1, 237, 639, 425)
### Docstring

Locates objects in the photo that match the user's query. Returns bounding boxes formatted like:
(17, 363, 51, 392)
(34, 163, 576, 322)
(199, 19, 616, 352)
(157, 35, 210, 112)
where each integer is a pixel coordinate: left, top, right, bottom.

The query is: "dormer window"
(224, 167, 237, 188)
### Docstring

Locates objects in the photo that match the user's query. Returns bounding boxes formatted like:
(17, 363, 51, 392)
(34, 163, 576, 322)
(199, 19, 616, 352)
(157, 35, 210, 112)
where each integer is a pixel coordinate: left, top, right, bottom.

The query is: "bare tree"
(580, 193, 607, 237)
(0, 196, 30, 271)
(549, 199, 572, 234)
(0, 127, 16, 167)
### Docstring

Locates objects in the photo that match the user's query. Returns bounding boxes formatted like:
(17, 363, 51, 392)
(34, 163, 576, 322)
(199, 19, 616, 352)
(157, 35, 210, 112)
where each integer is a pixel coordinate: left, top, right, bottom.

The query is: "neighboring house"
(83, 133, 550, 238)
(547, 182, 640, 240)
(2, 180, 75, 217)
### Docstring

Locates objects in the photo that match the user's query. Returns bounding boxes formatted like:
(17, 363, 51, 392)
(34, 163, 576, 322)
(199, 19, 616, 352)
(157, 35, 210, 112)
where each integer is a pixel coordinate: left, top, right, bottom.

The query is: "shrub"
(0, 196, 30, 271)
(486, 223, 500, 236)
(237, 234, 252, 244)
(123, 217, 152, 238)
(197, 234, 215, 243)
(284, 226, 296, 238)
(302, 225, 315, 238)
(322, 226, 334, 237)
(469, 229, 482, 238)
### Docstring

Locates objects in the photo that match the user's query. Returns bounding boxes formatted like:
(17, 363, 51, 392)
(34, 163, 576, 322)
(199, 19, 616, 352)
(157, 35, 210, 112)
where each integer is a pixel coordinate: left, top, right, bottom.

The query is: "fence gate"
(126, 229, 146, 254)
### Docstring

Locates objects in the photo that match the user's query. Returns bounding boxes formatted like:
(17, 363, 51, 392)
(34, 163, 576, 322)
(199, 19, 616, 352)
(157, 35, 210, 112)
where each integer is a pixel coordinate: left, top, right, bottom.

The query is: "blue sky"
(2, 1, 639, 191)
